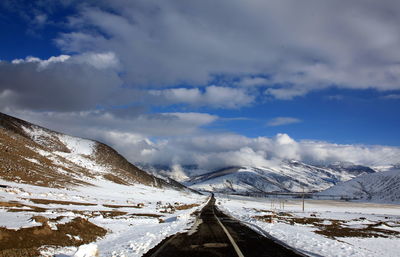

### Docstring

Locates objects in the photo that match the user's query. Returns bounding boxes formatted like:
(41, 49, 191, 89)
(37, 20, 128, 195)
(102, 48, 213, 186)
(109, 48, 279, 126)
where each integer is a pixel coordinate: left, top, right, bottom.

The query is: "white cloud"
(33, 13, 48, 27)
(165, 164, 189, 181)
(327, 95, 344, 100)
(265, 87, 309, 100)
(73, 52, 120, 70)
(382, 94, 400, 99)
(11, 55, 71, 70)
(267, 117, 302, 127)
(147, 86, 254, 108)
(10, 53, 119, 70)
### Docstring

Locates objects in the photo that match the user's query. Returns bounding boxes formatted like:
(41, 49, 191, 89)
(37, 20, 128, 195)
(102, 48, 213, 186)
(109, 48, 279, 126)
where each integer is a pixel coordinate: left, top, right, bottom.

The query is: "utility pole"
(302, 188, 305, 212)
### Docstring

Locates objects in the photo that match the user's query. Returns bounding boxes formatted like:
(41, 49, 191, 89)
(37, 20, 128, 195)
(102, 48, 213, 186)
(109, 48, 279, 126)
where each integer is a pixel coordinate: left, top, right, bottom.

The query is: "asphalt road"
(143, 195, 304, 257)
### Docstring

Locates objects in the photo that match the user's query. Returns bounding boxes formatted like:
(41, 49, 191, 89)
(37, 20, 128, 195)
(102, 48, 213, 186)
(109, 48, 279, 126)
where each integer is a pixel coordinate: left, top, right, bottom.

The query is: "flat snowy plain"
(217, 194, 400, 257)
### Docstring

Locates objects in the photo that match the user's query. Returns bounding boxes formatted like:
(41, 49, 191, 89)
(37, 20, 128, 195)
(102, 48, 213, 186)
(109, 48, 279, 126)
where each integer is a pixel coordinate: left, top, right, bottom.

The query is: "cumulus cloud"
(267, 117, 302, 127)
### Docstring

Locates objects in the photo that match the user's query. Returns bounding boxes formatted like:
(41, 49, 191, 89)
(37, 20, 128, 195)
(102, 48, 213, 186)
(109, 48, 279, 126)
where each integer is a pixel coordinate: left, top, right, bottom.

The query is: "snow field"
(216, 194, 400, 257)
(0, 179, 208, 257)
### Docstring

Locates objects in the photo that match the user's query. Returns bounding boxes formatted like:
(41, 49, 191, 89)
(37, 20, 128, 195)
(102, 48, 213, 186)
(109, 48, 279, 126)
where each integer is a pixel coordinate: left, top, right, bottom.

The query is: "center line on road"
(213, 206, 245, 257)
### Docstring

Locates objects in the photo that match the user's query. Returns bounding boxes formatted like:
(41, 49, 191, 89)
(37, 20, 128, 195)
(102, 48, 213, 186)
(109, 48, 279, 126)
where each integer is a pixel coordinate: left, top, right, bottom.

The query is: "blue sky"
(208, 88, 400, 145)
(1, 0, 400, 168)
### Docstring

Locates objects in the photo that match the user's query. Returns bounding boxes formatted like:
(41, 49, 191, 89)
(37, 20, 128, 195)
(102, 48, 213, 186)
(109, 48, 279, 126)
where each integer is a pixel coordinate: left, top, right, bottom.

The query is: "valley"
(1, 112, 400, 257)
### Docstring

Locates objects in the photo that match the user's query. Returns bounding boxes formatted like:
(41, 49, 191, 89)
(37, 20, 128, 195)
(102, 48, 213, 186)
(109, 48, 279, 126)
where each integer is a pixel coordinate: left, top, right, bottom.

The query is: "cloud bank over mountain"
(136, 133, 400, 169)
(1, 0, 400, 170)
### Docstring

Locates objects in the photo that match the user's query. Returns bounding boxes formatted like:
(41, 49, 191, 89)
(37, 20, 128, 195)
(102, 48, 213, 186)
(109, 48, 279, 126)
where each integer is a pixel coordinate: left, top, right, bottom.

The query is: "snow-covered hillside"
(186, 161, 375, 194)
(321, 168, 400, 203)
(0, 112, 206, 256)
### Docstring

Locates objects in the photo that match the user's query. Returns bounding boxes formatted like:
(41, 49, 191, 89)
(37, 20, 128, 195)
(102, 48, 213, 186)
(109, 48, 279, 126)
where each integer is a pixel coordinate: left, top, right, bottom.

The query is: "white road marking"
(213, 206, 245, 257)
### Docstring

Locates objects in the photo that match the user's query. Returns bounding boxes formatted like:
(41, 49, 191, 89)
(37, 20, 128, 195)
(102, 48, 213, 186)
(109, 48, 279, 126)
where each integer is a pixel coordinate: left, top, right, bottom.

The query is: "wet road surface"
(143, 195, 305, 257)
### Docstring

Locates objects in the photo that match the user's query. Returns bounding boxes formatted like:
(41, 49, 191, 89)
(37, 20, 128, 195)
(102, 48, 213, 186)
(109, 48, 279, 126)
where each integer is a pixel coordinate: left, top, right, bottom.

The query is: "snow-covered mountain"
(185, 160, 376, 194)
(0, 112, 187, 190)
(320, 167, 400, 203)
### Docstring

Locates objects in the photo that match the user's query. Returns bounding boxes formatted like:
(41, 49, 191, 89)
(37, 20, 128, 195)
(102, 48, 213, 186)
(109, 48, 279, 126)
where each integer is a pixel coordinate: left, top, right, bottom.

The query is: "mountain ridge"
(182, 160, 377, 194)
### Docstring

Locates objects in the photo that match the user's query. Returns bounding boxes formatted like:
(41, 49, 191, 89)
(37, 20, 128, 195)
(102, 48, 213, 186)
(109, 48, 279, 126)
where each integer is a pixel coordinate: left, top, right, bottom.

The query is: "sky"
(1, 0, 400, 170)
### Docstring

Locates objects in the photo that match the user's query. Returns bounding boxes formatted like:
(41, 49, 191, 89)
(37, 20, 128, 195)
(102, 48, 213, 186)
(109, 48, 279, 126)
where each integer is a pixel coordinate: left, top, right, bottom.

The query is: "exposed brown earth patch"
(103, 203, 144, 208)
(315, 221, 400, 238)
(0, 201, 47, 212)
(129, 213, 163, 218)
(102, 174, 132, 185)
(0, 201, 24, 208)
(28, 198, 97, 206)
(99, 211, 128, 218)
(157, 202, 200, 213)
(0, 216, 107, 257)
(175, 203, 200, 210)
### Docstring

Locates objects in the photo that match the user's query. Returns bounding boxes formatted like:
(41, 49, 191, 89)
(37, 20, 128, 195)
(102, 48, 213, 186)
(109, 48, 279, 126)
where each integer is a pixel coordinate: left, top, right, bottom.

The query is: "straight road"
(143, 195, 304, 257)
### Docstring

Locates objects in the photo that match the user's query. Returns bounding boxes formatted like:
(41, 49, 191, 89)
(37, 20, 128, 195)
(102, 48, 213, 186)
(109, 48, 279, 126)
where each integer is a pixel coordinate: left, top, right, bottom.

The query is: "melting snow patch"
(24, 157, 40, 164)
